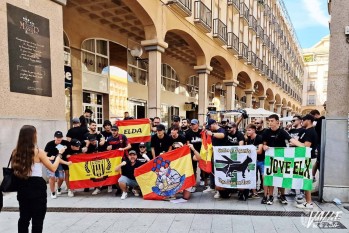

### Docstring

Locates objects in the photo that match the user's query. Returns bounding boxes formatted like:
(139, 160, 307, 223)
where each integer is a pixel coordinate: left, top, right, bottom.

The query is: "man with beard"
(226, 122, 245, 146)
(151, 117, 161, 136)
(254, 119, 266, 136)
(181, 119, 190, 136)
(83, 120, 105, 151)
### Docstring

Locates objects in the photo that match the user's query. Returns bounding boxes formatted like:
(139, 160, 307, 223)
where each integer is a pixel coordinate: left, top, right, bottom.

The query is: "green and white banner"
(264, 147, 313, 190)
(214, 145, 256, 189)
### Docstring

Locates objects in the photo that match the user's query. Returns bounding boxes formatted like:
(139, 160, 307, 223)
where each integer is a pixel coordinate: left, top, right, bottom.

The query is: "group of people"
(8, 108, 325, 232)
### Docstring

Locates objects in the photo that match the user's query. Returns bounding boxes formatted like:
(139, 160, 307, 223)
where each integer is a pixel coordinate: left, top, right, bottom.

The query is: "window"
(187, 75, 199, 97)
(127, 50, 148, 85)
(81, 39, 109, 74)
(161, 64, 179, 92)
(307, 95, 315, 105)
(63, 33, 71, 66)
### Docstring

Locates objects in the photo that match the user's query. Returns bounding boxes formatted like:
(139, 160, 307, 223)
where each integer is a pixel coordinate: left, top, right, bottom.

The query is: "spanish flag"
(116, 118, 151, 144)
(68, 150, 123, 189)
(134, 146, 195, 200)
(199, 130, 213, 173)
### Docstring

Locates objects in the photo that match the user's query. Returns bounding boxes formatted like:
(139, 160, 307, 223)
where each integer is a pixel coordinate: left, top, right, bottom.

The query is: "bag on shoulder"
(0, 155, 18, 192)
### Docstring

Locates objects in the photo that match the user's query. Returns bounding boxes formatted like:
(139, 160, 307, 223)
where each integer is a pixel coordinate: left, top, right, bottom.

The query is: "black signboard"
(7, 4, 52, 97)
(64, 65, 72, 88)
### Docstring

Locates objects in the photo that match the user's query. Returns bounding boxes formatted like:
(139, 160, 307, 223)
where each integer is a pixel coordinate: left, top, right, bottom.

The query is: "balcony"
(227, 0, 240, 12)
(227, 32, 239, 54)
(307, 85, 316, 91)
(262, 64, 268, 76)
(194, 1, 212, 33)
(256, 57, 263, 71)
(213, 18, 227, 45)
(267, 69, 273, 81)
(239, 2, 249, 23)
(247, 51, 256, 67)
(272, 73, 277, 83)
(263, 34, 269, 47)
(269, 41, 274, 52)
(168, 0, 192, 17)
(264, 4, 270, 18)
(248, 15, 257, 33)
(238, 42, 248, 60)
(257, 25, 264, 40)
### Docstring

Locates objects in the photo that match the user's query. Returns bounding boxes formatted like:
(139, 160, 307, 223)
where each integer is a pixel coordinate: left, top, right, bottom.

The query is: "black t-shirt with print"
(44, 140, 70, 157)
(288, 128, 306, 141)
(151, 134, 172, 157)
(262, 128, 291, 147)
(246, 135, 264, 161)
(169, 134, 187, 147)
(84, 132, 104, 142)
(298, 127, 318, 158)
(185, 129, 203, 152)
(211, 127, 228, 146)
(121, 159, 143, 180)
(226, 130, 245, 146)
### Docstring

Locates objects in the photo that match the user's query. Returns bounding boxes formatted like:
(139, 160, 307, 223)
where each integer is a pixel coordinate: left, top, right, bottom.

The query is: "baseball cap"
(302, 114, 315, 122)
(221, 118, 228, 123)
(88, 134, 97, 141)
(72, 117, 80, 124)
(70, 139, 81, 147)
(111, 125, 119, 131)
(191, 119, 199, 125)
(207, 119, 216, 126)
(173, 116, 180, 122)
(103, 120, 112, 127)
(139, 142, 146, 147)
(54, 131, 63, 138)
(128, 150, 137, 155)
(156, 124, 166, 131)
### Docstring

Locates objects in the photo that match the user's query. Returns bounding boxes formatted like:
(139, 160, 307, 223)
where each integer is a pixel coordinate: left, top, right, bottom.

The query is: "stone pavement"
(1, 187, 349, 233)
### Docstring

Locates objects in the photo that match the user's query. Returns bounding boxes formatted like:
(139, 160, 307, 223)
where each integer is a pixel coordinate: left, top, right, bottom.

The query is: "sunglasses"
(139, 146, 146, 148)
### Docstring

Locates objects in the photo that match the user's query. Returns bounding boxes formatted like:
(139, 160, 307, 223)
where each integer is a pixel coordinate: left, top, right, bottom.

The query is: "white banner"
(214, 145, 257, 189)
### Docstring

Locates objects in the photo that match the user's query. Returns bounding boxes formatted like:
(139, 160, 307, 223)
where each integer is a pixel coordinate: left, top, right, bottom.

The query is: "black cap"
(128, 150, 137, 155)
(111, 125, 119, 131)
(88, 134, 97, 141)
(54, 131, 63, 138)
(173, 116, 180, 122)
(207, 119, 216, 126)
(70, 139, 81, 147)
(302, 114, 315, 122)
(139, 142, 146, 147)
(156, 124, 166, 131)
(72, 118, 80, 124)
(103, 120, 112, 127)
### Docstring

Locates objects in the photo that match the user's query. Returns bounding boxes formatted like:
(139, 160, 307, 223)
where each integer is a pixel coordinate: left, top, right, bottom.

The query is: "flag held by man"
(135, 146, 195, 200)
(199, 131, 213, 173)
(116, 118, 151, 144)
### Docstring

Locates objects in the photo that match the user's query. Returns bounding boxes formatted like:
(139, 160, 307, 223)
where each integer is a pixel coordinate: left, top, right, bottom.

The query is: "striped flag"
(199, 131, 213, 173)
(134, 146, 195, 200)
(116, 118, 151, 144)
(68, 150, 123, 189)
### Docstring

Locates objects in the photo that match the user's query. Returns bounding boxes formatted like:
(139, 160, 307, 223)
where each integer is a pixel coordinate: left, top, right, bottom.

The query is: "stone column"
(223, 80, 238, 110)
(276, 104, 282, 115)
(287, 108, 292, 117)
(245, 90, 254, 108)
(258, 96, 266, 109)
(269, 100, 276, 112)
(195, 65, 212, 124)
(141, 40, 168, 118)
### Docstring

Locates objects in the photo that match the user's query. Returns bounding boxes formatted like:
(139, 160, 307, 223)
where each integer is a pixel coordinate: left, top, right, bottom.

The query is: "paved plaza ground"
(1, 185, 349, 233)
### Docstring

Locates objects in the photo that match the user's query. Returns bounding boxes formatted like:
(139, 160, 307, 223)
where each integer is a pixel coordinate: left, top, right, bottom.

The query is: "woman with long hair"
(12, 125, 70, 233)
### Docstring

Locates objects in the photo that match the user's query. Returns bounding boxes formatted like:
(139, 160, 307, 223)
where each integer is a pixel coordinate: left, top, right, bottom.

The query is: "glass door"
(83, 91, 103, 131)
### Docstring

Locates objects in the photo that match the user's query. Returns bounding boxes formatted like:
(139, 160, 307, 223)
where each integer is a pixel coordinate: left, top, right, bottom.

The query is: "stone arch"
(237, 71, 252, 90)
(287, 101, 292, 108)
(266, 88, 274, 101)
(282, 98, 287, 107)
(253, 81, 265, 97)
(210, 55, 233, 80)
(292, 104, 295, 112)
(275, 94, 281, 105)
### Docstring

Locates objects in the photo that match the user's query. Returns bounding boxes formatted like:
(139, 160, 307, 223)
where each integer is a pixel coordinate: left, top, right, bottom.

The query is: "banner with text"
(68, 150, 123, 189)
(264, 147, 313, 190)
(116, 118, 151, 144)
(214, 145, 256, 189)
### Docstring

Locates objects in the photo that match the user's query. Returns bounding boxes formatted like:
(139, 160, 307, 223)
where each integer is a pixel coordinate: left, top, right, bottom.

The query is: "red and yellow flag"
(199, 130, 213, 173)
(116, 118, 151, 144)
(134, 146, 195, 200)
(68, 150, 123, 189)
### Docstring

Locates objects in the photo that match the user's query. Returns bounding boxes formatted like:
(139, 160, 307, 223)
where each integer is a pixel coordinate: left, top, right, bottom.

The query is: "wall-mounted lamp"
(215, 82, 223, 90)
(130, 46, 148, 62)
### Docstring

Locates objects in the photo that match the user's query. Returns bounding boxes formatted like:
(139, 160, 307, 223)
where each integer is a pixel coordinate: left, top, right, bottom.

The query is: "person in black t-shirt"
(296, 114, 318, 209)
(101, 120, 113, 139)
(309, 109, 325, 179)
(66, 118, 88, 145)
(166, 116, 184, 136)
(115, 150, 143, 200)
(151, 124, 172, 158)
(181, 119, 190, 136)
(288, 115, 305, 141)
(254, 119, 266, 136)
(262, 114, 303, 205)
(44, 131, 70, 199)
(226, 122, 245, 146)
(137, 142, 152, 162)
(169, 126, 187, 149)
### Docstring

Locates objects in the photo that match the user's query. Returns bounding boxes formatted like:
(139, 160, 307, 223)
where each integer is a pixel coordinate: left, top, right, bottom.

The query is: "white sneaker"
(92, 188, 101, 195)
(56, 188, 62, 195)
(214, 191, 220, 199)
(297, 202, 314, 209)
(190, 187, 196, 193)
(121, 192, 128, 200)
(200, 181, 205, 186)
(51, 193, 57, 199)
(68, 189, 74, 197)
(107, 186, 113, 193)
(132, 189, 140, 197)
(203, 186, 215, 193)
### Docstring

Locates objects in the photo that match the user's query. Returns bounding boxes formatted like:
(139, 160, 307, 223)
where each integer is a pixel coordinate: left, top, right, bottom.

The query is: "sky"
(282, 0, 330, 49)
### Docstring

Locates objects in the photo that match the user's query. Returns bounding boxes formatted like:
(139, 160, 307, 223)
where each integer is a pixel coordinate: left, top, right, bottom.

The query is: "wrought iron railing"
(194, 1, 212, 29)
(248, 51, 257, 66)
(239, 42, 248, 59)
(240, 2, 249, 21)
(213, 18, 227, 43)
(227, 32, 239, 52)
(249, 15, 257, 32)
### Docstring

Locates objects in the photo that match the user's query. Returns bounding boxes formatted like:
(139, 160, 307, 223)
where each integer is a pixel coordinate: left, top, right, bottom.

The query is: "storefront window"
(161, 64, 179, 92)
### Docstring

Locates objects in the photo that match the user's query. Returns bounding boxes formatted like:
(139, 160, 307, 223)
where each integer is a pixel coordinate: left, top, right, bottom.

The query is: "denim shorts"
(118, 175, 138, 187)
(256, 161, 265, 175)
(46, 164, 64, 178)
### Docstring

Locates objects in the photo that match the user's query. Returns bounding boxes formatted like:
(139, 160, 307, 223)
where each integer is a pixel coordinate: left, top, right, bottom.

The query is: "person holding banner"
(262, 114, 303, 205)
(83, 120, 105, 151)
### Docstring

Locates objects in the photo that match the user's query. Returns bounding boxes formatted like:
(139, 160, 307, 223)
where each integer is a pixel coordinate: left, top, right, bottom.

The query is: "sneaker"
(107, 186, 113, 193)
(51, 192, 57, 199)
(121, 192, 128, 200)
(279, 195, 288, 204)
(200, 181, 205, 186)
(261, 196, 268, 204)
(213, 191, 220, 199)
(297, 202, 314, 209)
(267, 195, 274, 205)
(296, 193, 304, 200)
(57, 188, 62, 195)
(252, 193, 260, 199)
(190, 187, 196, 193)
(132, 189, 140, 197)
(203, 186, 215, 193)
(286, 190, 296, 196)
(257, 189, 264, 194)
(92, 188, 101, 195)
(68, 189, 74, 197)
